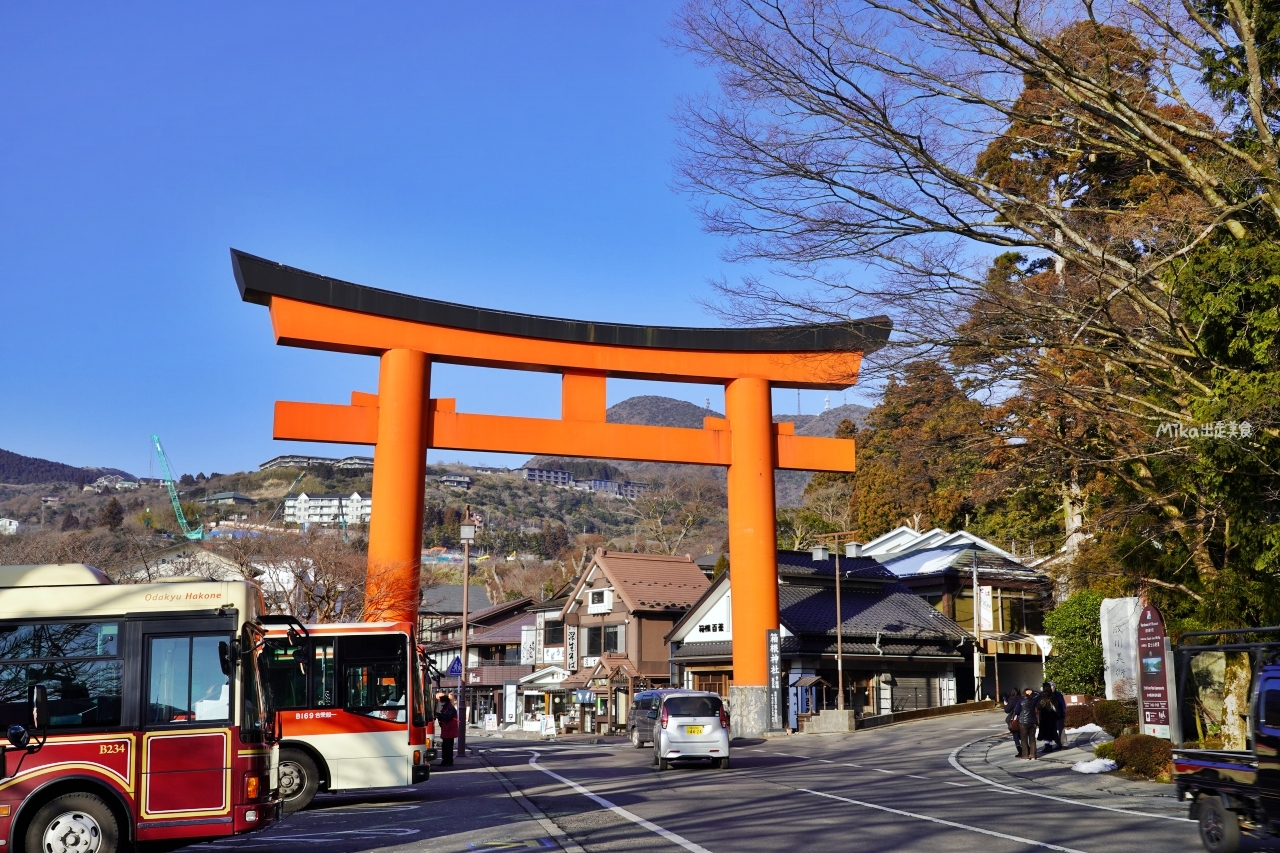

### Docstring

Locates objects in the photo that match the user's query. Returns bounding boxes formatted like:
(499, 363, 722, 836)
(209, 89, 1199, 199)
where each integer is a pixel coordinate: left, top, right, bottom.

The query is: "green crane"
(151, 434, 203, 540)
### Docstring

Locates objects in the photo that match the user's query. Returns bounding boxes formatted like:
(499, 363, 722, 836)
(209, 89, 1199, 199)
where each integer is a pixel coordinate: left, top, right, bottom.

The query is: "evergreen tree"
(99, 498, 124, 531)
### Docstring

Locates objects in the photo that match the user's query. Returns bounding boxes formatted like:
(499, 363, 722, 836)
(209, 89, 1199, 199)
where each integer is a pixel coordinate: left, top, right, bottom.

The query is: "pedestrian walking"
(1047, 681, 1068, 749)
(1037, 683, 1060, 753)
(1007, 687, 1039, 760)
(1003, 690, 1022, 756)
(437, 692, 459, 767)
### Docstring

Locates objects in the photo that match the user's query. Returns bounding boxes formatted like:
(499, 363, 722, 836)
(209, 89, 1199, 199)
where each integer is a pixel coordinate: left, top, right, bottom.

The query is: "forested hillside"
(0, 448, 133, 485)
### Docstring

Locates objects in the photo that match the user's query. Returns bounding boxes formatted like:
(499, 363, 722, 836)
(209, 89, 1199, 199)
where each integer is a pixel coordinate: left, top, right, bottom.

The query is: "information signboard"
(1138, 604, 1171, 739)
(767, 629, 782, 731)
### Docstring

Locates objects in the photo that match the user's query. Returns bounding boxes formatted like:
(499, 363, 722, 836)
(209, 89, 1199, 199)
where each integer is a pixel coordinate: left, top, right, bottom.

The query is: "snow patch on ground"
(1072, 757, 1117, 774)
(1065, 723, 1104, 734)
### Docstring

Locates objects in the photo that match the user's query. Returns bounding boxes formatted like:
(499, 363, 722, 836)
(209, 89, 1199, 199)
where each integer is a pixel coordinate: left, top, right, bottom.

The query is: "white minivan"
(650, 691, 731, 771)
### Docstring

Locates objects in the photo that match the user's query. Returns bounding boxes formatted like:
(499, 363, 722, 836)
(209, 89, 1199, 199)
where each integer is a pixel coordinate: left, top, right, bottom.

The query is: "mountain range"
(0, 448, 134, 486)
(531, 395, 869, 506)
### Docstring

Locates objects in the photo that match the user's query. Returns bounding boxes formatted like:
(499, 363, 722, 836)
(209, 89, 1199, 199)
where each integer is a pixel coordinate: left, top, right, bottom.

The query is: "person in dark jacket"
(1046, 681, 1068, 749)
(1037, 683, 1060, 753)
(1003, 690, 1022, 755)
(1006, 687, 1039, 759)
(437, 692, 459, 766)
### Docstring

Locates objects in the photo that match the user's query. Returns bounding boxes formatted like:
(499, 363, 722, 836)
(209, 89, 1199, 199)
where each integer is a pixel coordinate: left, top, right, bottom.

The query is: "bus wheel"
(279, 749, 320, 813)
(26, 792, 119, 853)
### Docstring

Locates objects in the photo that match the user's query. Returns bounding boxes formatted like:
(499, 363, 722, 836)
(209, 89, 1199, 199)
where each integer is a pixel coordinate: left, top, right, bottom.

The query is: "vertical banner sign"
(766, 629, 782, 731)
(503, 682, 518, 724)
(1100, 597, 1141, 699)
(566, 626, 578, 672)
(520, 625, 537, 665)
(1138, 605, 1171, 739)
(978, 586, 994, 633)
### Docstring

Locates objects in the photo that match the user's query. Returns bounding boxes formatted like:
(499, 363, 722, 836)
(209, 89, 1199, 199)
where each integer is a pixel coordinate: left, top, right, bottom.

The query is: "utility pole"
(459, 506, 476, 758)
(972, 550, 983, 701)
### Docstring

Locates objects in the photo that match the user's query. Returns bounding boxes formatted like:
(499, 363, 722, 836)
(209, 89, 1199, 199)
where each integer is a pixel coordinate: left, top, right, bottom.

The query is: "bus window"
(263, 638, 309, 709)
(148, 635, 230, 725)
(342, 635, 406, 723)
(0, 621, 122, 730)
(314, 639, 336, 708)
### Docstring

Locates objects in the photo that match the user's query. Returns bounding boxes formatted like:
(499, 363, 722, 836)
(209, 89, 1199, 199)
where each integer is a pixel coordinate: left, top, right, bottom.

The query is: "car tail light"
(245, 776, 260, 799)
(719, 706, 729, 730)
(660, 705, 670, 730)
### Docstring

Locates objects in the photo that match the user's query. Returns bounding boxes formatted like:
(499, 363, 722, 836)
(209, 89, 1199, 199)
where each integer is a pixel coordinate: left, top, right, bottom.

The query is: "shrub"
(1112, 734, 1172, 779)
(1064, 703, 1095, 729)
(1094, 700, 1138, 738)
(1093, 741, 1116, 761)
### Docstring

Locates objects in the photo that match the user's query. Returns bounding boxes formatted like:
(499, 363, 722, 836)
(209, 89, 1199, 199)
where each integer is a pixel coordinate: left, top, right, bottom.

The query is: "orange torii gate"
(232, 249, 888, 735)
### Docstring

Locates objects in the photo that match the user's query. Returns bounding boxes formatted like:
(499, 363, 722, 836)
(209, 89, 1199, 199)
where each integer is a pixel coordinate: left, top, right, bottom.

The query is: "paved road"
(190, 710, 1227, 853)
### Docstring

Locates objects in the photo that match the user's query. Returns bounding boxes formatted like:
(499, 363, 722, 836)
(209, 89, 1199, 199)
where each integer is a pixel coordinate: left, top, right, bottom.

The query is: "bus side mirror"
(219, 641, 240, 675)
(30, 684, 47, 733)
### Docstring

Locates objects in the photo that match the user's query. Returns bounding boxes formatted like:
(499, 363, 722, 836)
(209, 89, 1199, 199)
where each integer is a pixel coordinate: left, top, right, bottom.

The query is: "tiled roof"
(473, 612, 536, 644)
(776, 550, 898, 580)
(419, 584, 492, 615)
(432, 597, 531, 631)
(778, 583, 968, 641)
(593, 551, 710, 611)
(881, 546, 1047, 581)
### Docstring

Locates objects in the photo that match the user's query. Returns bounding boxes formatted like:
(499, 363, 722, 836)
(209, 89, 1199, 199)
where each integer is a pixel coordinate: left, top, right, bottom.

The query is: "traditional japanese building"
(667, 550, 971, 730)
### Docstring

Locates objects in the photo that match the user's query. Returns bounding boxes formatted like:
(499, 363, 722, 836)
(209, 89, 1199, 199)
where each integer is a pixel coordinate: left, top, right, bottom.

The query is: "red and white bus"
(260, 621, 431, 812)
(0, 563, 281, 853)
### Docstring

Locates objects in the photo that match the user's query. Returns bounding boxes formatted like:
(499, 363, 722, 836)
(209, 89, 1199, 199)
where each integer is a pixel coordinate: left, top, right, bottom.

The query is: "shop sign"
(566, 626, 578, 671)
(1138, 604, 1171, 739)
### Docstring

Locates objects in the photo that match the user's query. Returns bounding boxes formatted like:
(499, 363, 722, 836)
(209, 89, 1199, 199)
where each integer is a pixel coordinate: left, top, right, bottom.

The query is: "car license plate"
(685, 725, 703, 734)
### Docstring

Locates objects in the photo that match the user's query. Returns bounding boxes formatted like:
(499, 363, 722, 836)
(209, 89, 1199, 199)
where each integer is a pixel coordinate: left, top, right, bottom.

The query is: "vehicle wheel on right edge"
(1198, 798, 1241, 853)
(25, 791, 119, 853)
(279, 748, 321, 813)
(631, 728, 644, 748)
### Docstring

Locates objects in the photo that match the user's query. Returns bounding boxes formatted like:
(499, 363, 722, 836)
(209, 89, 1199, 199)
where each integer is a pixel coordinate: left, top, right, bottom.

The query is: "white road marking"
(529, 752, 715, 853)
(842, 762, 862, 767)
(947, 738, 1192, 822)
(906, 774, 929, 780)
(872, 768, 894, 774)
(797, 788, 1089, 853)
(943, 782, 971, 787)
(818, 759, 834, 763)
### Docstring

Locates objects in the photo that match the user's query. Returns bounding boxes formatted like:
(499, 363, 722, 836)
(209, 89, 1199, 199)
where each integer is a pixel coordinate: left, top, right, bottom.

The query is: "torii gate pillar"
(365, 349, 430, 619)
(233, 249, 888, 737)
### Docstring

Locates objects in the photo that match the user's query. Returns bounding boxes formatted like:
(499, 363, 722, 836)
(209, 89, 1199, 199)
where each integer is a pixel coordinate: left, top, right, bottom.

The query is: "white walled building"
(283, 492, 371, 527)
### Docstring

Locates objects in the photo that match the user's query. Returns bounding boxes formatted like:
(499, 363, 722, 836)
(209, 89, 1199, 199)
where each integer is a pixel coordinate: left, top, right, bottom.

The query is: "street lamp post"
(812, 534, 863, 713)
(459, 509, 476, 758)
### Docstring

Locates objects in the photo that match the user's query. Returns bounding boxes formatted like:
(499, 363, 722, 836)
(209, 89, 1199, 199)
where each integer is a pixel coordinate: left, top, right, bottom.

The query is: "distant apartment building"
(197, 492, 259, 507)
(260, 454, 374, 473)
(114, 481, 140, 491)
(40, 495, 62, 508)
(438, 475, 473, 490)
(283, 492, 372, 526)
(0, 519, 20, 536)
(474, 466, 508, 475)
(519, 467, 575, 487)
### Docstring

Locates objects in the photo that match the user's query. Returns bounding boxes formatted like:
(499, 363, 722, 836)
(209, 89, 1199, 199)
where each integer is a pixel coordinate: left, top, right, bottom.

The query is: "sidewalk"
(954, 718, 1186, 818)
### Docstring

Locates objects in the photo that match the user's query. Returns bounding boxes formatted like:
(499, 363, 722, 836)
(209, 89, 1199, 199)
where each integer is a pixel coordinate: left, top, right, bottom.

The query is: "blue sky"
(0, 3, 877, 477)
